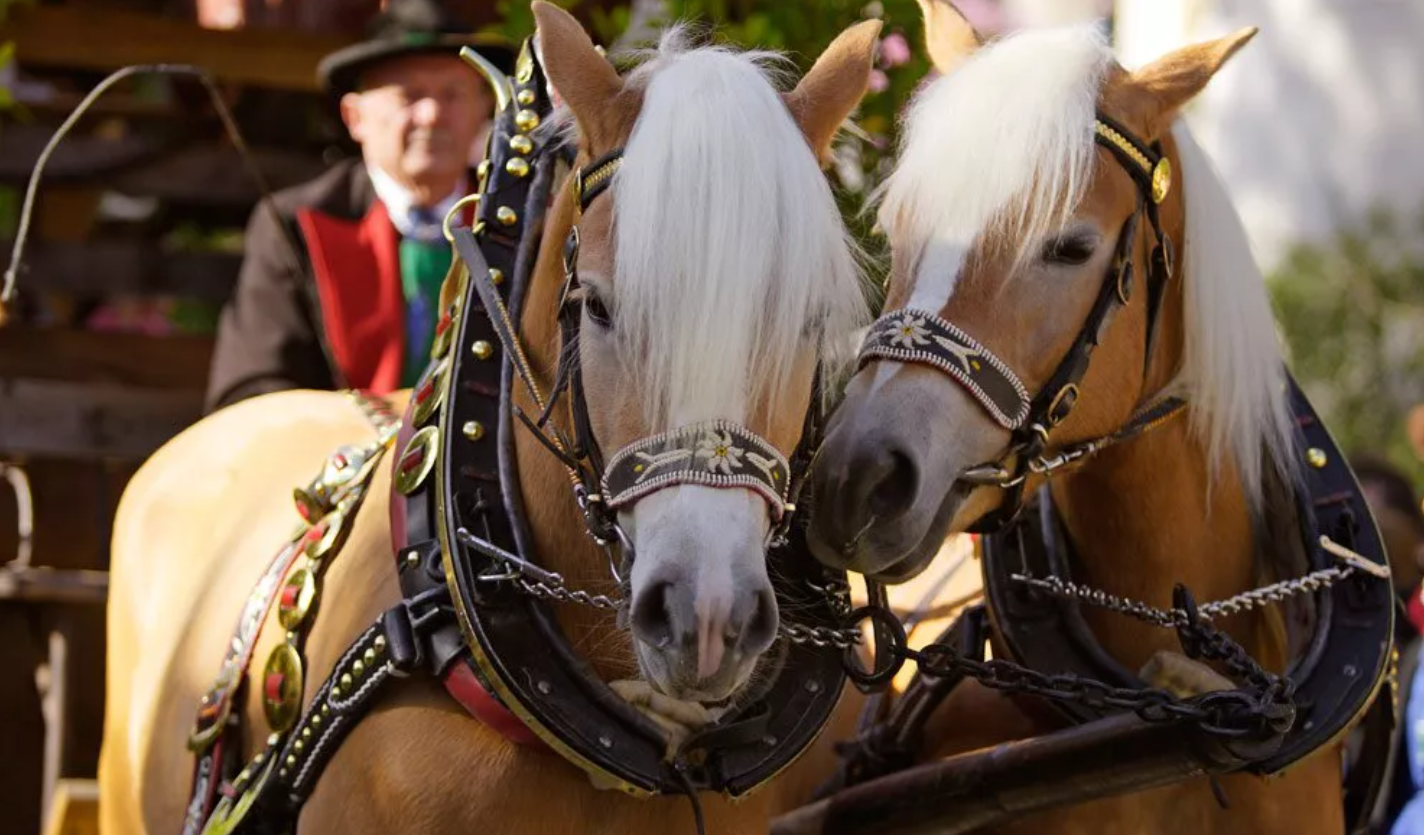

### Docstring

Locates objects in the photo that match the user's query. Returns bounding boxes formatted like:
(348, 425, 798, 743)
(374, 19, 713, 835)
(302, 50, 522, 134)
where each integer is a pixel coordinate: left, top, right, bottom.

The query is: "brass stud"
(301, 727, 311, 740)
(515, 109, 540, 132)
(404, 550, 420, 569)
(321, 704, 330, 716)
(332, 684, 342, 698)
(509, 134, 534, 155)
(312, 714, 322, 727)
(488, 268, 504, 285)
(1306, 448, 1328, 469)
(340, 673, 353, 690)
(472, 340, 494, 360)
(463, 421, 486, 442)
(363, 648, 377, 666)
(516, 88, 536, 106)
(496, 206, 517, 226)
(293, 740, 305, 753)
(477, 159, 492, 179)
(286, 755, 297, 767)
(374, 635, 387, 653)
(279, 768, 289, 779)
(506, 157, 530, 178)
(353, 660, 366, 677)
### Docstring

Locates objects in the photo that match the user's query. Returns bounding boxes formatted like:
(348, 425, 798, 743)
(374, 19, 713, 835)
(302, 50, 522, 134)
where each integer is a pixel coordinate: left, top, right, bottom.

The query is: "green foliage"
(1269, 207, 1424, 485)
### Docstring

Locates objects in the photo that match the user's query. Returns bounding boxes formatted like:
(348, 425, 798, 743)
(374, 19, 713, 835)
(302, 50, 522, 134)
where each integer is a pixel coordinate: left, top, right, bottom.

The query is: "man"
(205, 0, 513, 411)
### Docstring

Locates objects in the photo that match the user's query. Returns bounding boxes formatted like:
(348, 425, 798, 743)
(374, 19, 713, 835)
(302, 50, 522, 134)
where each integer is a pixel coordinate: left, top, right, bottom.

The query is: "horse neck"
(511, 185, 636, 683)
(1047, 263, 1288, 677)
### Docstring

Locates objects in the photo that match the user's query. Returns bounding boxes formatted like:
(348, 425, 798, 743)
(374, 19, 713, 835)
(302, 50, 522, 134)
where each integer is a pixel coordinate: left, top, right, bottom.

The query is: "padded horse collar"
(979, 374, 1394, 776)
(858, 112, 1177, 531)
(401, 43, 849, 800)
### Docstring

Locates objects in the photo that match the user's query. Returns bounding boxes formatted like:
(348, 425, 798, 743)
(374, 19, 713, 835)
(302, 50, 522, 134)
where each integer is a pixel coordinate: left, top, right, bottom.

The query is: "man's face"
(341, 53, 492, 195)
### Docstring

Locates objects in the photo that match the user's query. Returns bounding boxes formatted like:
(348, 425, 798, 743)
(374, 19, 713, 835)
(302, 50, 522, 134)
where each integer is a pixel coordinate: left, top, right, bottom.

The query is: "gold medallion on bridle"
(261, 644, 304, 733)
(1151, 158, 1172, 204)
(303, 509, 345, 560)
(395, 426, 440, 495)
(411, 357, 450, 426)
(430, 305, 460, 361)
(277, 565, 317, 630)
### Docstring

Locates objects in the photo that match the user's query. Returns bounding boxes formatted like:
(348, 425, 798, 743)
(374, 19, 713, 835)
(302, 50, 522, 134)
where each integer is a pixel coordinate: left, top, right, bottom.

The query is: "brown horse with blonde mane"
(98, 4, 881, 833)
(796, 2, 1393, 834)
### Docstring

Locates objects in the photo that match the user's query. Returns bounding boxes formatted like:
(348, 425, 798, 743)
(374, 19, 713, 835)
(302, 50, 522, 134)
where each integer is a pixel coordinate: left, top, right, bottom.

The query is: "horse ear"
(784, 19, 882, 164)
(917, 0, 980, 73)
(533, 1, 623, 146)
(1126, 27, 1257, 138)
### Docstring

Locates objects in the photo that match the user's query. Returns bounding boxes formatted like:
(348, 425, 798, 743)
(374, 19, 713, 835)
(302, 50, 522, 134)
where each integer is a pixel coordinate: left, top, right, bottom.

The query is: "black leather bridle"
(535, 147, 815, 555)
(858, 112, 1181, 532)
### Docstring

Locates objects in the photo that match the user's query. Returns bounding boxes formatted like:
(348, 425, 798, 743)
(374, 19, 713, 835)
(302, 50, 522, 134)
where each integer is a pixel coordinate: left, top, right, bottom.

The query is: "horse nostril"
(739, 587, 779, 656)
(867, 449, 918, 520)
(630, 580, 675, 650)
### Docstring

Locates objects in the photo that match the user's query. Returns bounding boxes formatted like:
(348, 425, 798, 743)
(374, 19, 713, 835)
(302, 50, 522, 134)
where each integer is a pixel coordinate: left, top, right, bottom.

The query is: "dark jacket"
(205, 159, 399, 412)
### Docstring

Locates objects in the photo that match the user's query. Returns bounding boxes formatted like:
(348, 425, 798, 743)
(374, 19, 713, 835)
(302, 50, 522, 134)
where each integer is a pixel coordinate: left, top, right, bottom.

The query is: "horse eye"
(584, 293, 613, 329)
(1041, 235, 1097, 266)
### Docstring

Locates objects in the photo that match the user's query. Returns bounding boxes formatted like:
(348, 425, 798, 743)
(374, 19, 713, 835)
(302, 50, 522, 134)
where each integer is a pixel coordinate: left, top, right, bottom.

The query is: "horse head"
(807, 1, 1290, 582)
(523, 2, 876, 704)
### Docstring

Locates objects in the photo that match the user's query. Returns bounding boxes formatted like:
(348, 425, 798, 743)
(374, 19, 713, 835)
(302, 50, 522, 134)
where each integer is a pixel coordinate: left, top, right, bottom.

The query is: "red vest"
(296, 202, 406, 394)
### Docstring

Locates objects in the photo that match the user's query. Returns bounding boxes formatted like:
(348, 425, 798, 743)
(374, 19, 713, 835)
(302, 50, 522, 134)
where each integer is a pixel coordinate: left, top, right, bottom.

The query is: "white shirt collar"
(366, 164, 466, 241)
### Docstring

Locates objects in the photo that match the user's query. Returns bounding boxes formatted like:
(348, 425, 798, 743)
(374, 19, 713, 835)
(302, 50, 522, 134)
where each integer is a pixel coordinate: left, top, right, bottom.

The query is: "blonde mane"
(608, 30, 867, 428)
(883, 23, 1294, 500)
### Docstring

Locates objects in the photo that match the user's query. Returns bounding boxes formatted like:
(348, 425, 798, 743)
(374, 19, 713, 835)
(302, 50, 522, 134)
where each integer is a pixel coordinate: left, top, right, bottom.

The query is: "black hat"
(317, 0, 517, 97)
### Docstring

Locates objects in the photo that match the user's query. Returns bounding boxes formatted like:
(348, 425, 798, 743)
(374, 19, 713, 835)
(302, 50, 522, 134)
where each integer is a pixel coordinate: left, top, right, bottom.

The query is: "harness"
(792, 114, 1398, 833)
(182, 35, 855, 835)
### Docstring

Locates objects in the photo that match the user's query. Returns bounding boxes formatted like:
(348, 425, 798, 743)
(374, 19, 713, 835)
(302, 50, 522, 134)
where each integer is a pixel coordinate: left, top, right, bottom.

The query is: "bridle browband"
(858, 112, 1183, 531)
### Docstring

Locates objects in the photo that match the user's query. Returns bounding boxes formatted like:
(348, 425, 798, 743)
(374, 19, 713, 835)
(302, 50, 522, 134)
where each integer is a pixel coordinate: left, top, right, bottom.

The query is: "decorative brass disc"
(303, 508, 344, 560)
(199, 754, 277, 835)
(277, 565, 317, 630)
(1151, 157, 1172, 204)
(394, 426, 440, 495)
(262, 644, 304, 733)
(411, 357, 450, 426)
(430, 306, 459, 360)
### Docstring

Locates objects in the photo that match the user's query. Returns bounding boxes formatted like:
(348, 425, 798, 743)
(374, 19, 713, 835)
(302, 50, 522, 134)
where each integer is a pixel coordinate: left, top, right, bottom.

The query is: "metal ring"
(841, 605, 907, 692)
(442, 194, 483, 243)
(0, 461, 33, 568)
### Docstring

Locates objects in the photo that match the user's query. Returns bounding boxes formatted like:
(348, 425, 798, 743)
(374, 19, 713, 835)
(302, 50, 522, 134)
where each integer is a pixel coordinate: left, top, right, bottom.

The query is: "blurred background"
(0, 0, 1420, 833)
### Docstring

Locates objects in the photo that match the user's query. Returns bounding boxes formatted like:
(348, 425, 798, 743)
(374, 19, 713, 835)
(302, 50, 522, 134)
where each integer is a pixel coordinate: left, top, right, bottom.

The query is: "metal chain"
(514, 578, 624, 610)
(898, 594, 1295, 739)
(1011, 533, 1385, 629)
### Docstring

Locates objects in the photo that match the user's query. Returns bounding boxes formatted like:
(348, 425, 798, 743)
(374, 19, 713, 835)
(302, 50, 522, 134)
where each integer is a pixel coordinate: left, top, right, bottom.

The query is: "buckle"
(1046, 385, 1079, 427)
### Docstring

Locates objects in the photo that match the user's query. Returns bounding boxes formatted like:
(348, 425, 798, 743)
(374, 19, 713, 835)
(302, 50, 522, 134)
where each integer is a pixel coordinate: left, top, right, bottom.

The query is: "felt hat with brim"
(317, 0, 516, 98)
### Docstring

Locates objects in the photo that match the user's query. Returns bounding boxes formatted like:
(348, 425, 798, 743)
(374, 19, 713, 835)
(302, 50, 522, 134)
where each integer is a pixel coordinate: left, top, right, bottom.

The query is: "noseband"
(858, 113, 1183, 531)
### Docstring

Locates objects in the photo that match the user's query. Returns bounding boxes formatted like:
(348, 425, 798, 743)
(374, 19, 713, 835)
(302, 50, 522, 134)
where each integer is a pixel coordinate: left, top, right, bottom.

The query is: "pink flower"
(879, 32, 912, 68)
(868, 69, 890, 94)
(955, 0, 1005, 33)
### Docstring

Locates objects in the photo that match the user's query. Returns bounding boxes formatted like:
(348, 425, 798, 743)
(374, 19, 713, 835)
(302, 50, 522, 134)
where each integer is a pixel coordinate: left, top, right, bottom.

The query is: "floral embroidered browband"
(859, 308, 1031, 430)
(601, 420, 791, 519)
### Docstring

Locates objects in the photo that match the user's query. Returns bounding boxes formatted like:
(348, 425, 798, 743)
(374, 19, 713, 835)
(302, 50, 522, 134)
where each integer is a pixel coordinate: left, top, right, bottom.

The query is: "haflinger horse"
(800, 2, 1393, 834)
(99, 4, 881, 833)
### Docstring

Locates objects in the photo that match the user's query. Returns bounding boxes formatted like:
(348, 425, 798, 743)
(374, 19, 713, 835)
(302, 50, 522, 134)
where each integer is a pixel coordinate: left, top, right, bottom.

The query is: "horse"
(801, 3, 1392, 834)
(97, 4, 881, 833)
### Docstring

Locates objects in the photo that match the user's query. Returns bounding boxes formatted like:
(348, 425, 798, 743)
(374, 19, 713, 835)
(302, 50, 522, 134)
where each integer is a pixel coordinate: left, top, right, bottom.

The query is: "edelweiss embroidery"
(696, 431, 744, 475)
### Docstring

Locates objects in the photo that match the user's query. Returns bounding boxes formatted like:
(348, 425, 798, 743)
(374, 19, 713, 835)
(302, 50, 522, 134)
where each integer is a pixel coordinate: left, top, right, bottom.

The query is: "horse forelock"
(604, 30, 866, 430)
(877, 23, 1112, 287)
